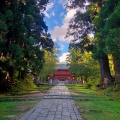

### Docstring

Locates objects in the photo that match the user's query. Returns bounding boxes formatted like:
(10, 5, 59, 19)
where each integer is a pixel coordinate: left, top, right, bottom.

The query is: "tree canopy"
(0, 0, 56, 91)
(66, 0, 120, 88)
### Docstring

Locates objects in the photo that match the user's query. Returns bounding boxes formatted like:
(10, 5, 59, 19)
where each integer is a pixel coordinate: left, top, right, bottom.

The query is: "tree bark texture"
(80, 76, 84, 84)
(99, 53, 112, 88)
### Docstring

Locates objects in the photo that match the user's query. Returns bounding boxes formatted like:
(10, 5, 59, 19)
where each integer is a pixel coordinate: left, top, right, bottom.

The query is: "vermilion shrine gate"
(54, 69, 71, 80)
(47, 64, 75, 84)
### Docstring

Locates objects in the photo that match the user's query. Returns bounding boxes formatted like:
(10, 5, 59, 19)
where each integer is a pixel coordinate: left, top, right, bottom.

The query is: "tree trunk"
(99, 53, 112, 89)
(0, 61, 7, 90)
(0, 72, 5, 87)
(21, 70, 25, 80)
(18, 69, 22, 80)
(0, 71, 7, 92)
(80, 76, 84, 84)
(18, 70, 26, 80)
(9, 66, 15, 83)
(113, 57, 120, 84)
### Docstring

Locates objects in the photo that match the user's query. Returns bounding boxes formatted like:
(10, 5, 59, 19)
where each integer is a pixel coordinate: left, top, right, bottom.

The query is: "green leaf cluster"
(68, 47, 99, 82)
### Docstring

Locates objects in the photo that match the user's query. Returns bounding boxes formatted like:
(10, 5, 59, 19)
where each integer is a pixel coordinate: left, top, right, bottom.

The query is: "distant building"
(54, 69, 71, 81)
(54, 64, 71, 81)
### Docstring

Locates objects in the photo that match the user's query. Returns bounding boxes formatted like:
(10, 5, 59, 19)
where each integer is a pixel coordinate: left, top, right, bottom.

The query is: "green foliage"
(103, 2, 120, 56)
(84, 78, 100, 90)
(9, 44, 23, 60)
(93, 0, 120, 56)
(105, 28, 120, 55)
(5, 10, 13, 23)
(67, 0, 120, 86)
(6, 74, 36, 94)
(0, 20, 8, 37)
(68, 47, 100, 82)
(40, 49, 58, 81)
(0, 0, 56, 91)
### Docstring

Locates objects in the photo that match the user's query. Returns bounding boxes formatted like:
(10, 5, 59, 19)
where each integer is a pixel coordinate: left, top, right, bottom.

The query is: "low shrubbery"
(3, 74, 36, 95)
(81, 78, 120, 100)
(84, 78, 100, 90)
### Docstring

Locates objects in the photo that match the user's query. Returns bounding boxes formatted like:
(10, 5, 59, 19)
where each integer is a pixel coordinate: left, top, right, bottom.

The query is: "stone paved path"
(19, 82, 82, 120)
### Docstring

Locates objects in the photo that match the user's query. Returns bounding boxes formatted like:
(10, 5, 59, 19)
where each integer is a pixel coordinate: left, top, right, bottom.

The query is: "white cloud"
(46, 2, 54, 11)
(51, 9, 77, 42)
(59, 52, 70, 63)
(63, 9, 77, 24)
(53, 38, 57, 42)
(51, 26, 68, 42)
(44, 2, 54, 18)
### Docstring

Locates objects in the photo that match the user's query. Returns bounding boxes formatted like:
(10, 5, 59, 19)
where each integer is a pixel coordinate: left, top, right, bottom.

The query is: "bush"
(84, 77, 100, 90)
(5, 74, 36, 94)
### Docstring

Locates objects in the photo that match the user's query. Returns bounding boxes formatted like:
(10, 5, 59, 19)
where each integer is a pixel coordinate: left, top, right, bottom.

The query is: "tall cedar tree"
(66, 0, 116, 88)
(98, 0, 120, 84)
(0, 0, 54, 91)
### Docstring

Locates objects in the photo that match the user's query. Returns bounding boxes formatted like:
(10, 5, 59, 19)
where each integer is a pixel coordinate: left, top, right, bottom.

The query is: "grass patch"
(0, 100, 38, 120)
(67, 85, 120, 120)
(0, 85, 53, 120)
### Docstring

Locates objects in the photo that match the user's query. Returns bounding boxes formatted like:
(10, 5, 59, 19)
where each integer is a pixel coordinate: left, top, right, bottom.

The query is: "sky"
(44, 0, 76, 63)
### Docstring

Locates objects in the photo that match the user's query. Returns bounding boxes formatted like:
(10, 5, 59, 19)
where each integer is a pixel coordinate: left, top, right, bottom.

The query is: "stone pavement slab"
(19, 83, 82, 120)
